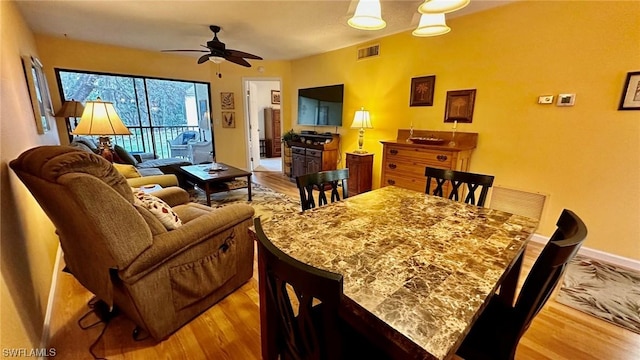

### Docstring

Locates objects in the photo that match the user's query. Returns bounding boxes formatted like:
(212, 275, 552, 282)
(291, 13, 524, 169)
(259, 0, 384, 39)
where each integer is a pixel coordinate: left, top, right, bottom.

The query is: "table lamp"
(350, 107, 373, 153)
(71, 97, 131, 162)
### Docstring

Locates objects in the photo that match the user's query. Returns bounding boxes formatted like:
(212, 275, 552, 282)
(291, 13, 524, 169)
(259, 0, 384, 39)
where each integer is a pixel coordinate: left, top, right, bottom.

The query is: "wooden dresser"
(290, 133, 340, 179)
(264, 108, 281, 158)
(380, 129, 478, 193)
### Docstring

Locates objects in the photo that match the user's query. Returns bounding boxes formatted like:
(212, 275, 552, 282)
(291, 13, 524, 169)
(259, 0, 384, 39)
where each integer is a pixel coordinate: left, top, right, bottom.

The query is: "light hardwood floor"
(47, 171, 640, 359)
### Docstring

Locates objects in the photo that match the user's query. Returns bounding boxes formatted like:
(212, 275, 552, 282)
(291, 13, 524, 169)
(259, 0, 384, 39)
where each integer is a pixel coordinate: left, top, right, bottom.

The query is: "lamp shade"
(418, 0, 470, 14)
(54, 100, 85, 118)
(348, 0, 386, 30)
(412, 13, 451, 37)
(350, 108, 373, 129)
(71, 98, 131, 136)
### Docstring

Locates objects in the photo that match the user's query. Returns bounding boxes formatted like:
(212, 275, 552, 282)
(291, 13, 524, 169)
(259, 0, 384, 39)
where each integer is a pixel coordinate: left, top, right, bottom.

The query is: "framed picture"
(618, 71, 640, 110)
(221, 92, 234, 109)
(444, 89, 476, 123)
(409, 75, 436, 107)
(271, 90, 281, 105)
(222, 111, 235, 128)
(22, 55, 54, 134)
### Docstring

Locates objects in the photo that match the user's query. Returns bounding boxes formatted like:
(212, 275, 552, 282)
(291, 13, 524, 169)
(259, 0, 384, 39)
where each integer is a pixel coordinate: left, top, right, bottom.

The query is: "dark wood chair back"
(255, 217, 344, 360)
(457, 209, 587, 360)
(424, 167, 495, 207)
(296, 169, 349, 211)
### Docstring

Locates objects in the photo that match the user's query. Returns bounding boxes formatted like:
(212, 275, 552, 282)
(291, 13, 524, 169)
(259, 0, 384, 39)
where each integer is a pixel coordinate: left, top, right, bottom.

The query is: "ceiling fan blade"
(162, 49, 208, 53)
(226, 49, 263, 60)
(197, 54, 211, 64)
(225, 56, 251, 67)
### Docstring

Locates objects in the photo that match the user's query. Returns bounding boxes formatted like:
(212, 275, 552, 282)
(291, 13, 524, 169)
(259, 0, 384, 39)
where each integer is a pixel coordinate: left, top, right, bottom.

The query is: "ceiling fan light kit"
(348, 0, 469, 36)
(418, 0, 470, 14)
(412, 13, 451, 37)
(348, 0, 386, 30)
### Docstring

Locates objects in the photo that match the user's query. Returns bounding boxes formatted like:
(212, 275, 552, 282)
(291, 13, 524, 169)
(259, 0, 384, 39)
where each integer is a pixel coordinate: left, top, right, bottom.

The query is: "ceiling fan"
(162, 25, 262, 68)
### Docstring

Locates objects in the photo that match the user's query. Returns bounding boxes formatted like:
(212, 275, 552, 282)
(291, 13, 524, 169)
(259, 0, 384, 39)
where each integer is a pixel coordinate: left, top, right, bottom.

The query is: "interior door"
(247, 82, 261, 170)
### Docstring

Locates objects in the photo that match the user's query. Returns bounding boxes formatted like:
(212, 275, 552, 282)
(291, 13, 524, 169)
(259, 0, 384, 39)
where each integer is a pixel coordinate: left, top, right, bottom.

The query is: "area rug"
(556, 255, 640, 334)
(189, 180, 301, 222)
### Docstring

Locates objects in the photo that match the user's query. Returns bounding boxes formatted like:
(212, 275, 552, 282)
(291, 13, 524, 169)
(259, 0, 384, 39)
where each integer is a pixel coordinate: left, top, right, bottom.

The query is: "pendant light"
(412, 13, 451, 37)
(418, 0, 470, 14)
(348, 0, 386, 30)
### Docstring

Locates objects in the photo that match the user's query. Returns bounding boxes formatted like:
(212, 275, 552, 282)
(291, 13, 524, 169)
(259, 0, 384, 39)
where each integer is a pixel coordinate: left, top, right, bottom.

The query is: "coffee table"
(179, 163, 252, 206)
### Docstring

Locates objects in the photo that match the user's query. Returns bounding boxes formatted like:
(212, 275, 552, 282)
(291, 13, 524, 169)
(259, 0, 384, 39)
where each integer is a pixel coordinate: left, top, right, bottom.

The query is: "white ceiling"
(16, 0, 514, 62)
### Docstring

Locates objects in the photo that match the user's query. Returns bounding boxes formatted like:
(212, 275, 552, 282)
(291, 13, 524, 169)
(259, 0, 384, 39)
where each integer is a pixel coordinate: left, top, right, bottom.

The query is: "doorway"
(243, 78, 282, 172)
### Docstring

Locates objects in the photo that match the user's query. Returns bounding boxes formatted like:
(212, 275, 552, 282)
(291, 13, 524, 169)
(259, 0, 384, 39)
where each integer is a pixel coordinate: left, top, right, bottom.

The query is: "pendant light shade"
(348, 0, 386, 30)
(418, 0, 470, 14)
(412, 13, 451, 37)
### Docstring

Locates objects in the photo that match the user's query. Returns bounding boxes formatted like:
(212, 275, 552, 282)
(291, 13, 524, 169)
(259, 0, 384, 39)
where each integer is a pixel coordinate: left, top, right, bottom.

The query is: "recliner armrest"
(120, 203, 254, 282)
(146, 186, 189, 206)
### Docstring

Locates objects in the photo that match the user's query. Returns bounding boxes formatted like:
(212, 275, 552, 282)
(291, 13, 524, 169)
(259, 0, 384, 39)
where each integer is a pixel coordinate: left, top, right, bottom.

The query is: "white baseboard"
(531, 233, 640, 272)
(39, 245, 62, 359)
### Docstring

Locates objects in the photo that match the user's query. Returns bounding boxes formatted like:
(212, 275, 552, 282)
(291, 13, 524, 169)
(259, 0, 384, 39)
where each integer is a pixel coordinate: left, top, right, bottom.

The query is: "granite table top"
(261, 186, 539, 359)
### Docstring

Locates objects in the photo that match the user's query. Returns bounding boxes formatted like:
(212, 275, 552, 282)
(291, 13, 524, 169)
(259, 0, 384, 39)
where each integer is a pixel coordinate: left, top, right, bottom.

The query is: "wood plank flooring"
(46, 171, 640, 359)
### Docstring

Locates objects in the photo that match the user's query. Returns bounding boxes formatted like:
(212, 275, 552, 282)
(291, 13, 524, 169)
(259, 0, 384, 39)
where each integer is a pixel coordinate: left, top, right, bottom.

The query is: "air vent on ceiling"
(489, 186, 547, 220)
(357, 44, 380, 60)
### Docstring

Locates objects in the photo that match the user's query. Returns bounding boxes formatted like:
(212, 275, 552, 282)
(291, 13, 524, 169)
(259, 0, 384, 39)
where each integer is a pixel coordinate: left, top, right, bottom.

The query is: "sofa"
(10, 146, 256, 340)
(70, 136, 189, 188)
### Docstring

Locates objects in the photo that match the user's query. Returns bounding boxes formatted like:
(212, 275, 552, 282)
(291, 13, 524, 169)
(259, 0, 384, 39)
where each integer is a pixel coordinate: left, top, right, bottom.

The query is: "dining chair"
(424, 167, 495, 207)
(254, 217, 387, 360)
(456, 209, 587, 360)
(296, 168, 349, 211)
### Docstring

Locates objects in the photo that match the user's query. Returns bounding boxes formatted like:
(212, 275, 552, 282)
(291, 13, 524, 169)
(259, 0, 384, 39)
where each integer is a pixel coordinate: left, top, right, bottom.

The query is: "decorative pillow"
(133, 191, 182, 230)
(114, 145, 138, 166)
(113, 163, 141, 178)
(181, 132, 196, 144)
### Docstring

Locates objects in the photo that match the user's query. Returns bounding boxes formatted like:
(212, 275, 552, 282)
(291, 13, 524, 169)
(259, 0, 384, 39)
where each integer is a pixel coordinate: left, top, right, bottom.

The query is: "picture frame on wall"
(444, 89, 476, 123)
(618, 71, 640, 110)
(222, 111, 235, 128)
(22, 55, 54, 134)
(271, 90, 281, 105)
(409, 75, 436, 107)
(221, 92, 235, 109)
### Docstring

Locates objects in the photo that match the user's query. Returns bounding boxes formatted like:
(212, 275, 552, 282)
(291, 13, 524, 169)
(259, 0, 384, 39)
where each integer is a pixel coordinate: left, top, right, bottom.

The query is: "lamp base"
(352, 149, 369, 154)
(97, 136, 120, 163)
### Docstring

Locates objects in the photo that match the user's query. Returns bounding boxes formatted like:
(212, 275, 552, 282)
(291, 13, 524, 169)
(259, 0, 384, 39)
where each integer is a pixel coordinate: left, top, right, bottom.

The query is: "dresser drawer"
(383, 160, 447, 177)
(306, 149, 322, 158)
(292, 146, 306, 155)
(381, 174, 426, 193)
(384, 146, 453, 167)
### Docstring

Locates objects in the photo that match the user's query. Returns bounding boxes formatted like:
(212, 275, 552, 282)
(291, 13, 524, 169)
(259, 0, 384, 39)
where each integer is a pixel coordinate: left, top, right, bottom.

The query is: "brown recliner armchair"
(10, 146, 255, 340)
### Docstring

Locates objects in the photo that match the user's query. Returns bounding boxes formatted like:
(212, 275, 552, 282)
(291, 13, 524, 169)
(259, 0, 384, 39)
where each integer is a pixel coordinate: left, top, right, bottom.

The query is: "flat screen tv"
(297, 84, 344, 127)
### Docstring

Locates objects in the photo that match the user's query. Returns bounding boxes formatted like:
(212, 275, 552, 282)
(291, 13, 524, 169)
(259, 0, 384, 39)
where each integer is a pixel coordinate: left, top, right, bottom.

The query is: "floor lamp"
(71, 98, 131, 162)
(54, 99, 85, 142)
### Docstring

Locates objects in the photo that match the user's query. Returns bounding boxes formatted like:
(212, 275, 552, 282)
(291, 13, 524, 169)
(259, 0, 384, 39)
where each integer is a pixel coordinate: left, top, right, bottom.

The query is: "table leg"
(497, 252, 523, 307)
(205, 182, 211, 206)
(247, 174, 252, 201)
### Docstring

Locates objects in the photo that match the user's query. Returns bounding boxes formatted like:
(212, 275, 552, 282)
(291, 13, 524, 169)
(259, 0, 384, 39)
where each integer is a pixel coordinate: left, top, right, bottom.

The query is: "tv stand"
(289, 133, 340, 179)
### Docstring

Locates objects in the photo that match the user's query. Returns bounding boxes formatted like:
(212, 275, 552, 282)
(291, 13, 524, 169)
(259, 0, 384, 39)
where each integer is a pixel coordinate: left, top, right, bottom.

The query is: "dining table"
(258, 185, 539, 360)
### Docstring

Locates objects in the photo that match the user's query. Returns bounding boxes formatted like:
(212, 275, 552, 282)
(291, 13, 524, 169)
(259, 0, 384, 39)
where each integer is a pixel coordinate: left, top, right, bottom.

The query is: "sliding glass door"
(56, 69, 213, 161)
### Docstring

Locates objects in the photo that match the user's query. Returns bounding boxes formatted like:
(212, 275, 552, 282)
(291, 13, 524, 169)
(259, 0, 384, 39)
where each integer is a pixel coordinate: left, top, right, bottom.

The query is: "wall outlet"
(556, 93, 576, 106)
(538, 95, 554, 104)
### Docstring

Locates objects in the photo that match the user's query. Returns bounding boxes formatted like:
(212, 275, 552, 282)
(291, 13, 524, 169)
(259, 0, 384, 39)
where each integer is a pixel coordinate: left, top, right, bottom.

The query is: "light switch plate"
(538, 95, 554, 104)
(556, 93, 576, 106)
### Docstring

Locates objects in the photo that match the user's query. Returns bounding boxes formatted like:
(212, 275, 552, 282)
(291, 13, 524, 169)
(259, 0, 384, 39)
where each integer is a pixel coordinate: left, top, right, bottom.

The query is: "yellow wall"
(35, 35, 292, 169)
(289, 1, 640, 260)
(1, 0, 61, 350)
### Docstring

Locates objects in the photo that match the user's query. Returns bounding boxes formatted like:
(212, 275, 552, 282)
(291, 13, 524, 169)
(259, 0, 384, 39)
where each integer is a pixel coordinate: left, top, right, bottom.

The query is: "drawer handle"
(388, 163, 397, 169)
(437, 155, 448, 162)
(390, 149, 398, 155)
(387, 179, 396, 185)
